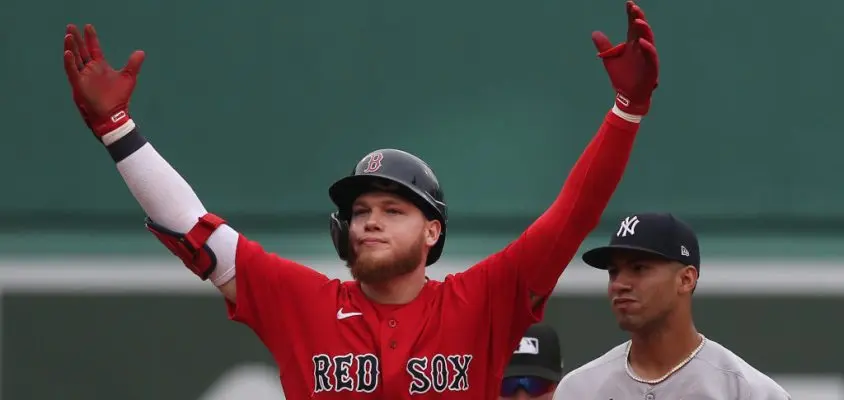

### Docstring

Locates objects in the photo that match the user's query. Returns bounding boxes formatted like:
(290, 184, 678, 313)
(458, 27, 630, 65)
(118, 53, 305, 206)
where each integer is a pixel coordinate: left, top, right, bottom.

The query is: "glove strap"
(611, 103, 642, 123)
(101, 118, 136, 145)
(614, 92, 650, 117)
(92, 109, 132, 138)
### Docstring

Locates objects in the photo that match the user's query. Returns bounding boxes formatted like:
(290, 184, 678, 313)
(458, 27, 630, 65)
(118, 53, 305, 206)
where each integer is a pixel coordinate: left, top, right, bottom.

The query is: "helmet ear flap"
(329, 212, 350, 261)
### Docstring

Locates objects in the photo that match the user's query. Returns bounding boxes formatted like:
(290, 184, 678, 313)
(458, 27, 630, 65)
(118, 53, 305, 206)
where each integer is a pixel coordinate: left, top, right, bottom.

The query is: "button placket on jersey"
(379, 314, 404, 396)
(385, 316, 399, 349)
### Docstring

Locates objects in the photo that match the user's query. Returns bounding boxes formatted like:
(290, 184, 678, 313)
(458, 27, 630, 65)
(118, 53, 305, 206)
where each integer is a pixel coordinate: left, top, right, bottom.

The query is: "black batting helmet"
(328, 149, 448, 266)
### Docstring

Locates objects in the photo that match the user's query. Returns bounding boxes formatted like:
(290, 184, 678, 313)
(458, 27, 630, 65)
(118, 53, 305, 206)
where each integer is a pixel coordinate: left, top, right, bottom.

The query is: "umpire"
(499, 322, 563, 399)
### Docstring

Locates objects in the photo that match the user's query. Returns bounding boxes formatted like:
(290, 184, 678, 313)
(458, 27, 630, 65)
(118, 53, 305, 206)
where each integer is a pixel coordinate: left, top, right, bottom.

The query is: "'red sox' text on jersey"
(228, 235, 543, 398)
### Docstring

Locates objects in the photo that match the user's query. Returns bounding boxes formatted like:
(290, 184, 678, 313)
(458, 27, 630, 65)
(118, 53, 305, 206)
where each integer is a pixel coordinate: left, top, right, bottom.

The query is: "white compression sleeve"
(114, 140, 237, 286)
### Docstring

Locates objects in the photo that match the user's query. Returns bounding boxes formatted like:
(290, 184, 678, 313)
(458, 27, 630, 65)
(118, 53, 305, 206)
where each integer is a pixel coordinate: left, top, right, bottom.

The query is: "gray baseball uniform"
(552, 338, 790, 399)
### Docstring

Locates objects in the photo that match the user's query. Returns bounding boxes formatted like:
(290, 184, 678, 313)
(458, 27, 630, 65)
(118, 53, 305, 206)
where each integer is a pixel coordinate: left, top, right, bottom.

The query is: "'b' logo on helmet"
(363, 152, 383, 173)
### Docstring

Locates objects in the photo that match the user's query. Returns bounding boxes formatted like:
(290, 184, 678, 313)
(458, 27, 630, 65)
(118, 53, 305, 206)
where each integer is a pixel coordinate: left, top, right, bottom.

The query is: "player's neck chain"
(624, 333, 706, 386)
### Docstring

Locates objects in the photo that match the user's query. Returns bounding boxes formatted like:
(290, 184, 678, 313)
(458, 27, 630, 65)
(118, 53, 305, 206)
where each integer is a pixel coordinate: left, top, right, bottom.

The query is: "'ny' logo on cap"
(617, 216, 640, 237)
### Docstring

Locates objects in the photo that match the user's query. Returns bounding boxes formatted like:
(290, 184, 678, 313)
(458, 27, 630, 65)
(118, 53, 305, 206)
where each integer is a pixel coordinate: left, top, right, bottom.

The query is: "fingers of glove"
(84, 24, 104, 61)
(63, 33, 84, 70)
(63, 50, 81, 83)
(633, 19, 655, 45)
(594, 37, 625, 59)
(638, 38, 659, 68)
(67, 24, 91, 63)
(122, 50, 146, 77)
(591, 31, 614, 54)
(625, 2, 647, 42)
(626, 1, 646, 22)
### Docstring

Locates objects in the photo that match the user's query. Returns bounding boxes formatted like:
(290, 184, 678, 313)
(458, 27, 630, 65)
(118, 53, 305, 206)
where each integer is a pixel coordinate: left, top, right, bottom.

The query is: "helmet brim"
(329, 174, 444, 222)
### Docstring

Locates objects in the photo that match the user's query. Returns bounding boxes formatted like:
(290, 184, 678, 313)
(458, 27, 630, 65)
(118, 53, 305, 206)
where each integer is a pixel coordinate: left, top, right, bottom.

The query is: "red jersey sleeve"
(455, 111, 640, 374)
(225, 233, 330, 364)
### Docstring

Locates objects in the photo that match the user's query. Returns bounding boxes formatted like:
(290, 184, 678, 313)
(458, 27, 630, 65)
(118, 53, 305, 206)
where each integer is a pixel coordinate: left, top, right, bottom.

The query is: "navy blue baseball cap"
(582, 212, 700, 270)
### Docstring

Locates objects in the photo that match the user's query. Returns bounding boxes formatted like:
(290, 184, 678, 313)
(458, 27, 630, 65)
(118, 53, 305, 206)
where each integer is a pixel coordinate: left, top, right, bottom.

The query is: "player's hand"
(592, 1, 659, 116)
(63, 24, 145, 140)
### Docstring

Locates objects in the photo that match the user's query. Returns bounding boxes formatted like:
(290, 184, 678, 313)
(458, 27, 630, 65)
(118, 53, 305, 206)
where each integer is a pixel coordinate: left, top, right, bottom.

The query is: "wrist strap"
(107, 128, 148, 162)
(611, 104, 643, 123)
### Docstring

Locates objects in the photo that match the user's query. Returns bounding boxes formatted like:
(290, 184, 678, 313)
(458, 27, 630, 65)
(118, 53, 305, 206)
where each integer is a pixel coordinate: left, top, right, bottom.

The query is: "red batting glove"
(63, 24, 145, 142)
(592, 1, 659, 117)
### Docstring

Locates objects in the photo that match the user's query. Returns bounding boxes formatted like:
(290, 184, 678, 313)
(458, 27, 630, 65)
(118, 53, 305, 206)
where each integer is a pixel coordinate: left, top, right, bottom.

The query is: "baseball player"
(60, 1, 658, 398)
(552, 212, 791, 399)
(500, 322, 563, 399)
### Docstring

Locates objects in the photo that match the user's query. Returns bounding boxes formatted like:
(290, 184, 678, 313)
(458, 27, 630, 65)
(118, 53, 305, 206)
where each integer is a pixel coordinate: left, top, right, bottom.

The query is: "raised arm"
(509, 0, 660, 306)
(450, 1, 660, 374)
(61, 25, 335, 345)
(62, 24, 240, 300)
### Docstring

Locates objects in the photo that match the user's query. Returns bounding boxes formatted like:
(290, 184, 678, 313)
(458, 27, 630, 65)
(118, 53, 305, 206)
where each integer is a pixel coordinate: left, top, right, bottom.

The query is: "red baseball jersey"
(224, 112, 640, 399)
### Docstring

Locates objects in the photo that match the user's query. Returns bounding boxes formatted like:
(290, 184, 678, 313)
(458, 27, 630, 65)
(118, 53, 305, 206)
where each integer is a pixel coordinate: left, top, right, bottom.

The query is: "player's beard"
(346, 234, 425, 284)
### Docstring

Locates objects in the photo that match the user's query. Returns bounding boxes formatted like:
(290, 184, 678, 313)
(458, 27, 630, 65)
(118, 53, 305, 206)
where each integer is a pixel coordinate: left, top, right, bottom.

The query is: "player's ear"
(424, 219, 441, 247)
(677, 264, 697, 295)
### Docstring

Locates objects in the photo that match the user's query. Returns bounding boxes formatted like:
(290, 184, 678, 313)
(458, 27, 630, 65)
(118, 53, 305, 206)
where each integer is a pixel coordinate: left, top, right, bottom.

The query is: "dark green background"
(2, 0, 843, 235)
(2, 0, 842, 398)
(2, 294, 839, 399)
